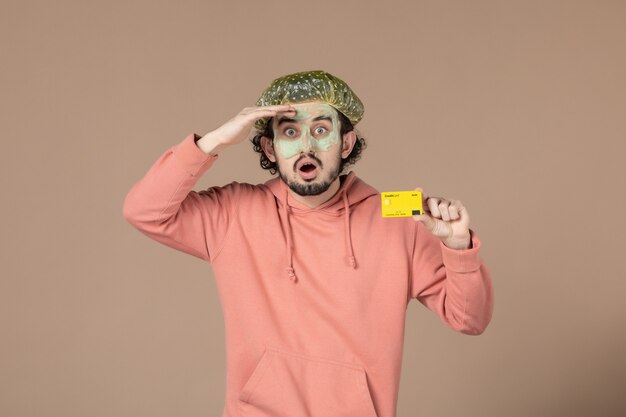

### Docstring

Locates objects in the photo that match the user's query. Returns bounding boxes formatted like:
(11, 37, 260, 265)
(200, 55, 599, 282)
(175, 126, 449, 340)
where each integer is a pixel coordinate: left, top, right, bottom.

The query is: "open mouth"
(296, 158, 320, 180)
(300, 163, 316, 173)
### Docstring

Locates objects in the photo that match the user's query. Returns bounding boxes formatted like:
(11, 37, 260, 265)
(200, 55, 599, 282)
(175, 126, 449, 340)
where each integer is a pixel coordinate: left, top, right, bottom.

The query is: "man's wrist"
(195, 133, 227, 156)
(443, 233, 472, 250)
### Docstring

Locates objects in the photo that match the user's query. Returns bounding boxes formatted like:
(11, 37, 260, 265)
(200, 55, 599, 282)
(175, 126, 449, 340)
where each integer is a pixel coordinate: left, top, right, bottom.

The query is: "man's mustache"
(293, 154, 323, 171)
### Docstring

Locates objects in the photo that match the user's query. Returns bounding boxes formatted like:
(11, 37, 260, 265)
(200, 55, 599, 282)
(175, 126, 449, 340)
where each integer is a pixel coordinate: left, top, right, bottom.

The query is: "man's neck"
(288, 176, 343, 208)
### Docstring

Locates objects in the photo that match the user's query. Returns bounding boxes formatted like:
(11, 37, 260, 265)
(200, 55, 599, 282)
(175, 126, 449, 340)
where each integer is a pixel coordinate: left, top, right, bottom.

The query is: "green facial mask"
(273, 103, 341, 159)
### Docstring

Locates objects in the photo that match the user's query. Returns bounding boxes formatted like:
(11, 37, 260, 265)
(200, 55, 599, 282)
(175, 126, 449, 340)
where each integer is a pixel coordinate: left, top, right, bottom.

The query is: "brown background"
(2, 0, 625, 416)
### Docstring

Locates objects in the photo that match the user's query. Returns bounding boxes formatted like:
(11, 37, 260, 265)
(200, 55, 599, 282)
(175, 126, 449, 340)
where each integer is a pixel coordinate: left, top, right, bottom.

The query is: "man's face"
(267, 102, 347, 196)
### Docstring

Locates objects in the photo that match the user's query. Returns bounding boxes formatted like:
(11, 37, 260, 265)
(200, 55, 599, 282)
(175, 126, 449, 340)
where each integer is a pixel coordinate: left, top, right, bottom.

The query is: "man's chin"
(276, 158, 342, 197)
(287, 178, 331, 196)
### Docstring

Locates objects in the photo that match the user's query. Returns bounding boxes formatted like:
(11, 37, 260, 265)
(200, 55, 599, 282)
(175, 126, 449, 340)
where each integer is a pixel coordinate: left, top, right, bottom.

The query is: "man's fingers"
(412, 212, 434, 230)
(251, 108, 293, 117)
(416, 188, 460, 223)
(426, 197, 441, 218)
(243, 105, 296, 121)
(438, 201, 451, 221)
(448, 200, 466, 221)
(253, 105, 295, 114)
(449, 202, 459, 220)
(242, 104, 293, 111)
(457, 204, 469, 222)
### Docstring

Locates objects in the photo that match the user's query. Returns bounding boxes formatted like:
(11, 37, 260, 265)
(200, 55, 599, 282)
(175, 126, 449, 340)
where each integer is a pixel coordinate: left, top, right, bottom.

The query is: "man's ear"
(341, 131, 357, 159)
(260, 136, 277, 162)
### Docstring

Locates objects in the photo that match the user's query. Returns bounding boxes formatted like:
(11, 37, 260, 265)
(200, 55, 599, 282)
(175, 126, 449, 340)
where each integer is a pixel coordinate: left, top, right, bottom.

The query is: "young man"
(123, 70, 494, 417)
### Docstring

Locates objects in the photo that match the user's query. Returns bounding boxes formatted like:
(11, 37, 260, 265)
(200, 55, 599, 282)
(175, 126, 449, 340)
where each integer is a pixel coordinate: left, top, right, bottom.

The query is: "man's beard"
(277, 152, 342, 196)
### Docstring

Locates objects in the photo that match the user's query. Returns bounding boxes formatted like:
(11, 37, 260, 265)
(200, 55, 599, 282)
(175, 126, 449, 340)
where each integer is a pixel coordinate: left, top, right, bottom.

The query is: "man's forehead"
(280, 101, 337, 122)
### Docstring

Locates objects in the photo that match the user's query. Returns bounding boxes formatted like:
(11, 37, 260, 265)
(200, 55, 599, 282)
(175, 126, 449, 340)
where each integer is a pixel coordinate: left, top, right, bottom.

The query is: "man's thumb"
(412, 212, 434, 230)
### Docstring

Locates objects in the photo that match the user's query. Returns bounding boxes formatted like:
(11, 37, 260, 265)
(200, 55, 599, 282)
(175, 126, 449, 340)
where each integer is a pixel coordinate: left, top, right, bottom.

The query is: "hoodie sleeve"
(409, 221, 494, 335)
(122, 133, 238, 263)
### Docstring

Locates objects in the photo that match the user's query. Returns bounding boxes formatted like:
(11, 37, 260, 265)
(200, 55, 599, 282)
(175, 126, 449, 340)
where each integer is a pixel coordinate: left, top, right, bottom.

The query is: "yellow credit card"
(381, 190, 423, 218)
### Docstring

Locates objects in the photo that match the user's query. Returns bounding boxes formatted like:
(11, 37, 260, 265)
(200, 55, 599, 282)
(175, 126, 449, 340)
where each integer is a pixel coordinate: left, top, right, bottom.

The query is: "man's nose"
(301, 132, 315, 151)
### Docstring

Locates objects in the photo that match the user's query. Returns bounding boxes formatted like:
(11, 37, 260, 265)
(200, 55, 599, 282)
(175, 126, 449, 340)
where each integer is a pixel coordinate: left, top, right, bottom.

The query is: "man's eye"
(285, 128, 297, 137)
(314, 127, 327, 135)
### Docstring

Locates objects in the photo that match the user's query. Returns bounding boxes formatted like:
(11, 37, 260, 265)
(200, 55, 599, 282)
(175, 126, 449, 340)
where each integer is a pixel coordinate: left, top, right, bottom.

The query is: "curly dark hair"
(250, 109, 367, 175)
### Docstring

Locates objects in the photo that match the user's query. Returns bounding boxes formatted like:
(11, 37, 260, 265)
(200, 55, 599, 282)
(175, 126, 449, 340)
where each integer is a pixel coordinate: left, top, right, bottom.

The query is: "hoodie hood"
(264, 171, 379, 282)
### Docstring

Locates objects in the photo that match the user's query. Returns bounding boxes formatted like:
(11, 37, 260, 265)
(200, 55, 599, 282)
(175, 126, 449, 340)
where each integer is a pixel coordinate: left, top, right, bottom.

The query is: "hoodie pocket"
(237, 345, 378, 417)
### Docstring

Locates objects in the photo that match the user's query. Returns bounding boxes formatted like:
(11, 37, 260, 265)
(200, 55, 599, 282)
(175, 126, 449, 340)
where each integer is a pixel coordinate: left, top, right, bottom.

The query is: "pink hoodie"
(123, 132, 494, 417)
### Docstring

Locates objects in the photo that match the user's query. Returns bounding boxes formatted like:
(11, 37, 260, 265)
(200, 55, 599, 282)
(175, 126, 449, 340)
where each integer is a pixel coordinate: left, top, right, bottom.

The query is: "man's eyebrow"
(276, 115, 333, 126)
(277, 116, 296, 126)
(312, 115, 333, 123)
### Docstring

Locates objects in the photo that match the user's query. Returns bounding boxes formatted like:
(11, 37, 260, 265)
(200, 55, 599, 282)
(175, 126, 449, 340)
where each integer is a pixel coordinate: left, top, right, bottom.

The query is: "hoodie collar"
(264, 171, 378, 283)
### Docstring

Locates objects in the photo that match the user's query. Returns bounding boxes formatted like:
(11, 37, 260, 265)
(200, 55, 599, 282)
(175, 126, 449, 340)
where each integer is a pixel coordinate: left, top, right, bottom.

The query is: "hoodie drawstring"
(342, 190, 357, 269)
(281, 180, 358, 283)
(283, 188, 297, 282)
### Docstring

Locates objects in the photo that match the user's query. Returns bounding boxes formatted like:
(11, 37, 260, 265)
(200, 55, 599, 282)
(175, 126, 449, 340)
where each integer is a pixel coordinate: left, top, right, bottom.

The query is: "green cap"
(254, 70, 364, 133)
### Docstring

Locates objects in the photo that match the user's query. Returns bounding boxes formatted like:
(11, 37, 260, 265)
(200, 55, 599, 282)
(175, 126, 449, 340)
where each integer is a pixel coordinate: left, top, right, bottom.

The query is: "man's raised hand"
(412, 187, 472, 250)
(197, 105, 296, 155)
